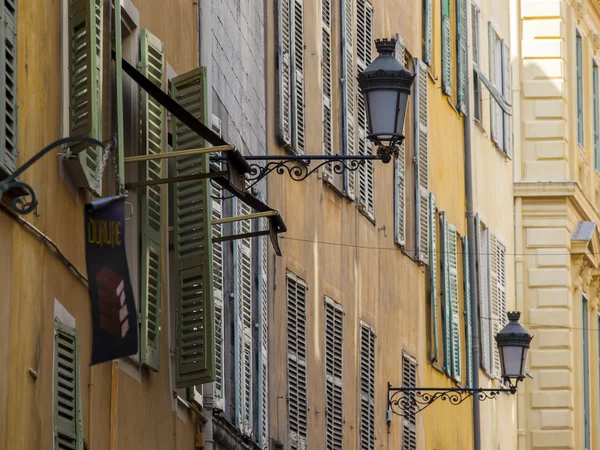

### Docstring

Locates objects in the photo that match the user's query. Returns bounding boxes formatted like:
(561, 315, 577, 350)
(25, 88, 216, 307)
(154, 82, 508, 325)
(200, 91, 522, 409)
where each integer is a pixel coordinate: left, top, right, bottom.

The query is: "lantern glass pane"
(394, 93, 409, 136)
(501, 345, 525, 378)
(367, 89, 399, 140)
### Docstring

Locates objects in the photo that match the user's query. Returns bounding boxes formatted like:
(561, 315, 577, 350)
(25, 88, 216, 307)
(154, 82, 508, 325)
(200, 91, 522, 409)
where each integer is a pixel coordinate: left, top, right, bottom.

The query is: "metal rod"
(125, 171, 228, 190)
(214, 230, 270, 243)
(388, 387, 512, 393)
(210, 154, 383, 162)
(211, 211, 277, 226)
(124, 145, 233, 163)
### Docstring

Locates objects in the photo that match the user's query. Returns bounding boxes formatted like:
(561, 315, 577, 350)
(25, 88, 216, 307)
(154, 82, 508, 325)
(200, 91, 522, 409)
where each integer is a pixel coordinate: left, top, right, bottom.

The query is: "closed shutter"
(476, 217, 492, 374)
(423, 0, 433, 66)
(447, 222, 461, 381)
(394, 37, 407, 247)
(356, 0, 375, 218)
(172, 67, 215, 388)
(322, 0, 334, 179)
(440, 212, 450, 373)
(287, 272, 308, 450)
(359, 323, 376, 450)
(68, 0, 103, 193)
(490, 234, 507, 378)
(415, 60, 429, 265)
(258, 213, 269, 449)
(429, 194, 438, 362)
(278, 0, 292, 146)
(471, 3, 481, 70)
(0, 0, 18, 175)
(54, 322, 84, 450)
(462, 236, 473, 388)
(441, 0, 452, 95)
(139, 29, 165, 371)
(456, 0, 467, 113)
(325, 298, 343, 450)
(292, 0, 306, 155)
(341, 0, 356, 199)
(401, 354, 417, 450)
(502, 42, 512, 158)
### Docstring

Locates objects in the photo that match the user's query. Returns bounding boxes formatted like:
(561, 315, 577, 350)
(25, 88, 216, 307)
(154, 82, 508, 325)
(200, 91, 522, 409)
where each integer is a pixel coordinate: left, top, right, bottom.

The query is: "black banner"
(85, 195, 138, 365)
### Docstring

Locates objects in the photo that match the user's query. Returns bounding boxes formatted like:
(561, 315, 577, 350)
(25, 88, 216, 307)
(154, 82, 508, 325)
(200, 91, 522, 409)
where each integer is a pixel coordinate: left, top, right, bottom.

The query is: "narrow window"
(582, 295, 591, 450)
(593, 61, 599, 171)
(577, 30, 584, 148)
(476, 218, 493, 375)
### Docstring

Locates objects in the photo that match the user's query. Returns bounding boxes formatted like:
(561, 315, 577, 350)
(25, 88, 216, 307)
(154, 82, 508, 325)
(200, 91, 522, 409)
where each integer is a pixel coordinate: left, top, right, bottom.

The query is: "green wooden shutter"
(139, 29, 165, 371)
(441, 0, 452, 95)
(415, 60, 429, 265)
(423, 0, 433, 66)
(279, 0, 292, 146)
(447, 222, 460, 381)
(68, 0, 103, 193)
(54, 322, 84, 450)
(462, 236, 472, 388)
(440, 211, 450, 374)
(322, 0, 334, 180)
(0, 0, 18, 175)
(172, 67, 215, 388)
(394, 37, 407, 247)
(456, 0, 467, 113)
(429, 194, 438, 362)
(292, 0, 305, 155)
(342, 0, 356, 199)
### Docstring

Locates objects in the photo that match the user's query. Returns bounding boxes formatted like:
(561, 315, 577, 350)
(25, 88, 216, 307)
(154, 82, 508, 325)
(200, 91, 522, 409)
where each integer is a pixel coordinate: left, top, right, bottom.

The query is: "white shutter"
(359, 323, 376, 450)
(476, 218, 492, 374)
(401, 354, 417, 450)
(471, 3, 481, 70)
(279, 0, 292, 146)
(342, 0, 356, 199)
(325, 298, 344, 450)
(502, 42, 512, 158)
(489, 24, 503, 146)
(490, 233, 507, 378)
(292, 0, 306, 155)
(394, 37, 406, 247)
(258, 213, 269, 449)
(287, 273, 308, 450)
(322, 0, 334, 180)
(447, 223, 461, 382)
(429, 194, 439, 362)
(415, 60, 429, 265)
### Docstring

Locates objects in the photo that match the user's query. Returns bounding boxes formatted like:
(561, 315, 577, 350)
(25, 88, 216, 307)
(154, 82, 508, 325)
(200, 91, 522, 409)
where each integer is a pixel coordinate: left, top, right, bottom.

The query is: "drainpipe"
(463, 50, 481, 450)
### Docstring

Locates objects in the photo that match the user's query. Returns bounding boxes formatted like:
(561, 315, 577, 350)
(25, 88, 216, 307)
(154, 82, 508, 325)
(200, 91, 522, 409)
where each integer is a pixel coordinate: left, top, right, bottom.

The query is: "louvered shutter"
(394, 37, 406, 247)
(322, 0, 334, 180)
(292, 0, 306, 155)
(489, 24, 502, 146)
(447, 223, 461, 381)
(341, 0, 356, 199)
(490, 234, 507, 378)
(139, 29, 165, 371)
(462, 236, 473, 388)
(457, 0, 467, 113)
(54, 322, 84, 450)
(440, 212, 450, 374)
(441, 0, 452, 95)
(258, 212, 269, 449)
(325, 298, 343, 450)
(359, 323, 376, 450)
(502, 42, 512, 158)
(429, 194, 438, 362)
(287, 272, 308, 450)
(68, 0, 103, 193)
(401, 354, 417, 450)
(234, 198, 253, 435)
(356, 0, 375, 218)
(423, 0, 433, 66)
(475, 217, 492, 374)
(114, 0, 124, 190)
(278, 0, 292, 146)
(415, 60, 429, 265)
(471, 3, 480, 70)
(0, 0, 18, 175)
(172, 67, 215, 388)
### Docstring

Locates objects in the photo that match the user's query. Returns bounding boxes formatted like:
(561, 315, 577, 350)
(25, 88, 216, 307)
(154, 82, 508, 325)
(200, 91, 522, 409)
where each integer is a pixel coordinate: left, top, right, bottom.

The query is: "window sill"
(323, 174, 345, 197)
(474, 118, 485, 133)
(493, 144, 510, 160)
(357, 203, 376, 225)
(446, 97, 459, 114)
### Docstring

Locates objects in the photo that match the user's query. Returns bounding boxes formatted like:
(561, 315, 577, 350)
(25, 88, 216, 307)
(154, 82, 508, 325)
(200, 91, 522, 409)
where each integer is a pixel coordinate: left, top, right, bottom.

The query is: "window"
(341, 0, 356, 198)
(0, 0, 18, 177)
(325, 298, 344, 450)
(402, 353, 417, 450)
(476, 217, 493, 375)
(287, 272, 308, 449)
(488, 24, 512, 157)
(582, 295, 591, 450)
(489, 232, 507, 378)
(278, 0, 305, 154)
(471, 3, 482, 122)
(577, 30, 584, 148)
(593, 61, 599, 171)
(422, 0, 433, 66)
(359, 323, 376, 450)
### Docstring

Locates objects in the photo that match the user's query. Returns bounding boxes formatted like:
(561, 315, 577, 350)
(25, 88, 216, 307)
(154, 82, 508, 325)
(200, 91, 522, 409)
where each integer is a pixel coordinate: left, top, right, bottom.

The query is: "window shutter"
(456, 0, 467, 113)
(447, 222, 461, 381)
(359, 323, 376, 450)
(502, 42, 512, 158)
(577, 31, 584, 147)
(68, 0, 103, 193)
(325, 298, 344, 450)
(489, 24, 502, 146)
(54, 322, 84, 450)
(287, 272, 308, 450)
(172, 67, 215, 388)
(471, 3, 480, 70)
(114, 0, 124, 190)
(258, 213, 269, 449)
(423, 0, 433, 66)
(0, 0, 18, 175)
(401, 354, 417, 450)
(462, 236, 473, 388)
(415, 60, 429, 265)
(394, 37, 406, 247)
(441, 0, 452, 95)
(475, 217, 492, 374)
(440, 211, 450, 374)
(322, 0, 334, 179)
(292, 0, 306, 155)
(429, 194, 438, 362)
(341, 0, 356, 199)
(278, 0, 292, 146)
(490, 233, 507, 378)
(139, 29, 165, 372)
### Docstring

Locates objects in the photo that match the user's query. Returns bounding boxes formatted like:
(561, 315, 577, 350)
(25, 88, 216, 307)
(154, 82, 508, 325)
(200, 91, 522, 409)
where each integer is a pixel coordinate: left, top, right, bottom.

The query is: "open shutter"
(440, 212, 450, 374)
(341, 0, 356, 199)
(172, 67, 215, 388)
(490, 234, 507, 378)
(0, 0, 18, 175)
(322, 0, 334, 180)
(394, 37, 406, 247)
(462, 236, 473, 388)
(429, 194, 438, 362)
(54, 322, 84, 450)
(114, 0, 124, 190)
(258, 212, 269, 448)
(489, 24, 501, 146)
(68, 0, 103, 193)
(139, 29, 165, 371)
(456, 0, 467, 113)
(278, 0, 292, 146)
(476, 217, 492, 374)
(502, 42, 512, 158)
(292, 0, 306, 155)
(287, 272, 308, 450)
(359, 323, 376, 450)
(325, 298, 344, 450)
(401, 354, 417, 450)
(415, 60, 429, 265)
(447, 223, 461, 381)
(471, 3, 481, 70)
(423, 0, 433, 66)
(441, 0, 452, 95)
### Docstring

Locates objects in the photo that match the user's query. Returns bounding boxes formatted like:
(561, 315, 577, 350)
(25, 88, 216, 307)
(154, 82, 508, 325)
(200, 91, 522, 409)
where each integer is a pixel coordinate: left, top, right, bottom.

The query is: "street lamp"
(388, 312, 533, 417)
